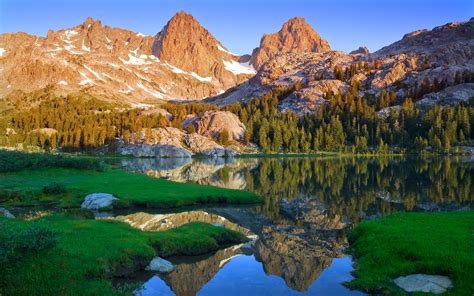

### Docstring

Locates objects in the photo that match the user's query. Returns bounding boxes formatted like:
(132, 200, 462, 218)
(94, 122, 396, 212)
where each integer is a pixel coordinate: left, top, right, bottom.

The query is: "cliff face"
(250, 17, 331, 70)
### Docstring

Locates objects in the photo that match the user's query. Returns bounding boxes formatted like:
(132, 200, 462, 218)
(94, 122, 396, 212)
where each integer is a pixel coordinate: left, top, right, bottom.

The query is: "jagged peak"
(250, 16, 331, 69)
(82, 16, 102, 29)
(164, 11, 202, 30)
(281, 16, 311, 29)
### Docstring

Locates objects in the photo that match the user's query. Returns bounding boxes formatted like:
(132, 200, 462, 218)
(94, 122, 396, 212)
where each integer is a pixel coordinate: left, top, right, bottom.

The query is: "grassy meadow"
(347, 211, 474, 295)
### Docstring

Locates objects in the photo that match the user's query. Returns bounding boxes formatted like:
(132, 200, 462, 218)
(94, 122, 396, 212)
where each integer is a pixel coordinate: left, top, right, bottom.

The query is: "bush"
(42, 182, 67, 195)
(0, 221, 57, 265)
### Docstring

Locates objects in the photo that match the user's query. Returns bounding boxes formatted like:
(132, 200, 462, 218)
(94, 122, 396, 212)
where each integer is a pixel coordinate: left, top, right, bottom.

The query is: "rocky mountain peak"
(250, 17, 331, 69)
(152, 11, 241, 78)
(82, 16, 102, 30)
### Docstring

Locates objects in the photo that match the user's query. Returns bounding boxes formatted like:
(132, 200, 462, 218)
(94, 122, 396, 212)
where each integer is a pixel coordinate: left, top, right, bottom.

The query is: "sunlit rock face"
(215, 18, 474, 114)
(108, 211, 253, 236)
(250, 16, 331, 70)
(0, 13, 254, 103)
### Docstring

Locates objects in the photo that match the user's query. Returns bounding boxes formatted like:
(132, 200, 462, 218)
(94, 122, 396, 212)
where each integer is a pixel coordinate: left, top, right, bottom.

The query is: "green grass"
(0, 150, 105, 172)
(347, 211, 474, 295)
(0, 215, 248, 295)
(0, 167, 260, 208)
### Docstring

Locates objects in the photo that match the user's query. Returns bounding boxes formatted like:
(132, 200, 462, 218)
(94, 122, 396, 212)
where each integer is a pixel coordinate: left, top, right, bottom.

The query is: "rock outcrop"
(250, 17, 331, 70)
(119, 144, 193, 158)
(185, 133, 235, 157)
(81, 193, 118, 210)
(187, 111, 246, 141)
(119, 124, 240, 158)
(416, 83, 474, 109)
(350, 46, 369, 55)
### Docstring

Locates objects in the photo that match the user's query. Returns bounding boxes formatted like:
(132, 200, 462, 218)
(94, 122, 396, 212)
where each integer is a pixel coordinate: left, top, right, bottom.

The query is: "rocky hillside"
(213, 18, 474, 113)
(0, 12, 255, 104)
(250, 17, 331, 70)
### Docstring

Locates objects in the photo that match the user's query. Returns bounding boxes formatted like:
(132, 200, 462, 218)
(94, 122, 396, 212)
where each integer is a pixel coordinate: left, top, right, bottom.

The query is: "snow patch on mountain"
(223, 60, 256, 75)
(191, 72, 212, 82)
(217, 44, 237, 56)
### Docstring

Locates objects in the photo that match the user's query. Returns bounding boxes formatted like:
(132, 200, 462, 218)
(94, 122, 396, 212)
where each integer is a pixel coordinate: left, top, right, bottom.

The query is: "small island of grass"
(347, 211, 474, 295)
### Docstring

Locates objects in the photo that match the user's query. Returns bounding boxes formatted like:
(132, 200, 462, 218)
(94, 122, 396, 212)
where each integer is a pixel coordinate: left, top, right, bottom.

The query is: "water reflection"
(137, 256, 365, 296)
(122, 156, 473, 224)
(122, 156, 473, 295)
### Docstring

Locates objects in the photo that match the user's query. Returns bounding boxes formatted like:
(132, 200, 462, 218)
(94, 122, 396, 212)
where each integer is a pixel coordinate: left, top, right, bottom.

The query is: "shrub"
(42, 182, 67, 195)
(0, 221, 57, 265)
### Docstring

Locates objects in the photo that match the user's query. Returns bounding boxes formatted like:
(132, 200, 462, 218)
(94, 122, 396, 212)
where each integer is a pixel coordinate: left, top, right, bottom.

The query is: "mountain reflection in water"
(122, 156, 473, 295)
(137, 256, 364, 296)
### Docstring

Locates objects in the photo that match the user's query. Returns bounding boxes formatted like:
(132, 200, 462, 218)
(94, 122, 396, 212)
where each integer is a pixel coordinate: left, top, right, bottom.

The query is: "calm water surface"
(119, 156, 473, 296)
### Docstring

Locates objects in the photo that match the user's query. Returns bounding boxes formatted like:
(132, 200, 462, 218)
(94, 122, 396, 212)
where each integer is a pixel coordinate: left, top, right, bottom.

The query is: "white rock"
(146, 257, 174, 273)
(81, 193, 118, 210)
(0, 208, 15, 219)
(394, 274, 453, 294)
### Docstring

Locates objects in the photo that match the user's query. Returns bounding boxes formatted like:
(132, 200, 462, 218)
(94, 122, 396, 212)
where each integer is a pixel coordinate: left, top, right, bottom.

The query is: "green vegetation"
(0, 150, 105, 172)
(225, 85, 474, 154)
(0, 167, 260, 208)
(347, 211, 474, 295)
(1, 79, 473, 154)
(0, 215, 248, 295)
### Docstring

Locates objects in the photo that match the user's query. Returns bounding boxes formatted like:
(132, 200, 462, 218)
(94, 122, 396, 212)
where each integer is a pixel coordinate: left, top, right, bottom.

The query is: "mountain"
(152, 11, 254, 89)
(0, 13, 472, 113)
(0, 13, 256, 105)
(250, 17, 331, 70)
(213, 18, 474, 113)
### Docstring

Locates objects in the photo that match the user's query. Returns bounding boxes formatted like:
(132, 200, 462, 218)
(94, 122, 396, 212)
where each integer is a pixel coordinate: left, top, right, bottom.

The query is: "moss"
(347, 211, 474, 295)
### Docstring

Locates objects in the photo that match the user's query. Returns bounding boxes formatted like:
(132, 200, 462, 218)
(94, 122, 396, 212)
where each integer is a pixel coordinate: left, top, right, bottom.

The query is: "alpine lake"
(108, 155, 473, 296)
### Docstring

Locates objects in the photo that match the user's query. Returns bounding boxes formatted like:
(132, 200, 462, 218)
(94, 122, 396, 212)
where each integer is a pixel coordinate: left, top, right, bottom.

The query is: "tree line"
(0, 79, 473, 154)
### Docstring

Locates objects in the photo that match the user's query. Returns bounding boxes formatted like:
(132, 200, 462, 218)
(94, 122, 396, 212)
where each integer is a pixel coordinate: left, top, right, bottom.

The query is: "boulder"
(0, 208, 15, 219)
(394, 274, 453, 294)
(119, 144, 192, 158)
(146, 257, 175, 273)
(185, 133, 236, 157)
(128, 127, 185, 147)
(155, 144, 193, 158)
(120, 144, 156, 157)
(350, 46, 369, 55)
(81, 193, 118, 210)
(188, 111, 246, 141)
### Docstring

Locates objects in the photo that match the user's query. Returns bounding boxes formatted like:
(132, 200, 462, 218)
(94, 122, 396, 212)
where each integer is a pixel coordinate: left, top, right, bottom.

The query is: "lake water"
(119, 156, 473, 296)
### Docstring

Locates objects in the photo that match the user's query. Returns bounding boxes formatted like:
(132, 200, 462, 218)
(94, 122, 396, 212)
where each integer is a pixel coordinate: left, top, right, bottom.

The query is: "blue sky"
(0, 0, 472, 54)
